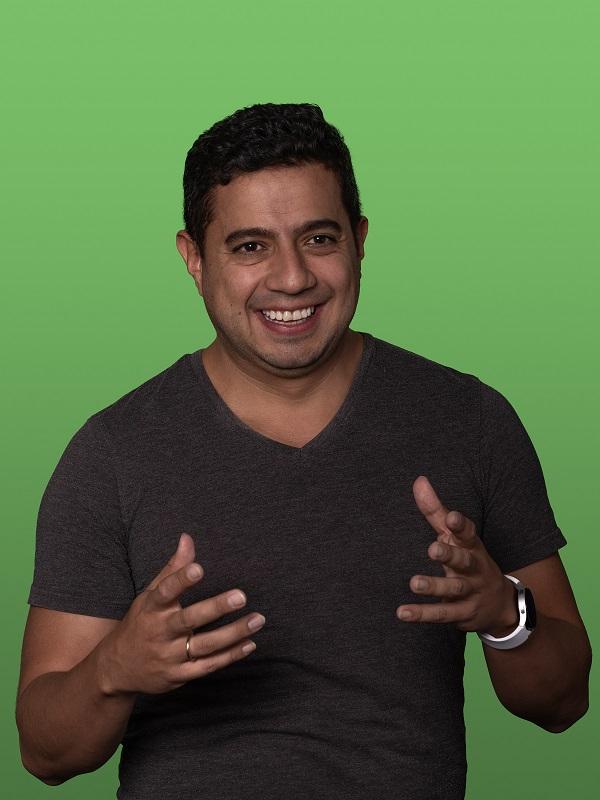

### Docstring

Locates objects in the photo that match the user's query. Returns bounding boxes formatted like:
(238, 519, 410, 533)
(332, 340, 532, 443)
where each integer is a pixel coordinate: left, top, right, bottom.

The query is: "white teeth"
(261, 306, 315, 322)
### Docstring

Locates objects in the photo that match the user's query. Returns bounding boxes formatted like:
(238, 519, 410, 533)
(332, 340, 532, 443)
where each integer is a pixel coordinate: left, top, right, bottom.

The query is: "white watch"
(477, 575, 537, 650)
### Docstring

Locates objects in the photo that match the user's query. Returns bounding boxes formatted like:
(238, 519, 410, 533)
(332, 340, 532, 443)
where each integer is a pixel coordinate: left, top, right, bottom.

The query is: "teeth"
(262, 306, 315, 322)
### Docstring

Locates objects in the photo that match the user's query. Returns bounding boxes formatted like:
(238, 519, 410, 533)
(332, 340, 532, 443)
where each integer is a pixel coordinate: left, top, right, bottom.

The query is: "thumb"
(147, 532, 198, 591)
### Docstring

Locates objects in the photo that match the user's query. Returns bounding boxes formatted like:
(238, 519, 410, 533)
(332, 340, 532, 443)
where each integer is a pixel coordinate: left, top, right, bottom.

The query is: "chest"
(124, 422, 482, 642)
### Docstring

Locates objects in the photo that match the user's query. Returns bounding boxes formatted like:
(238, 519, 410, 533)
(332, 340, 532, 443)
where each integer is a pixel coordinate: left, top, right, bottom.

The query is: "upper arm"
(509, 552, 588, 633)
(17, 606, 120, 702)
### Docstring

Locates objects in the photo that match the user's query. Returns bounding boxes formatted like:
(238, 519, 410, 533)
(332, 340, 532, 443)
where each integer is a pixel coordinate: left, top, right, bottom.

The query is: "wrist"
(482, 577, 519, 637)
(95, 631, 137, 699)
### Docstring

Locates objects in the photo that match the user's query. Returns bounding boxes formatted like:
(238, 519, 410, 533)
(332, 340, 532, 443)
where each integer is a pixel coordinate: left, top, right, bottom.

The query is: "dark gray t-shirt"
(28, 332, 566, 800)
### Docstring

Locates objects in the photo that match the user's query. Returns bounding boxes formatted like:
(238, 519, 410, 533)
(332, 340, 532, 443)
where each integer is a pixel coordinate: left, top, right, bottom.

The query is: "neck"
(202, 329, 364, 408)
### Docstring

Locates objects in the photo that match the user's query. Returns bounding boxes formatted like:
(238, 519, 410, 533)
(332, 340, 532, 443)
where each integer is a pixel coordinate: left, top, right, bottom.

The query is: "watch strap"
(477, 575, 534, 650)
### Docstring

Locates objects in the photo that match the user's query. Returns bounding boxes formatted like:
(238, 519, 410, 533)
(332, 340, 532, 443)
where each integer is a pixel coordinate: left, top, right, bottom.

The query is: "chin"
(258, 352, 325, 374)
(251, 340, 330, 373)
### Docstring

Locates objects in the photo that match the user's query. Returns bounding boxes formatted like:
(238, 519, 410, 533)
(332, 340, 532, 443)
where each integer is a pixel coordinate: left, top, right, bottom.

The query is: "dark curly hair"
(183, 102, 362, 258)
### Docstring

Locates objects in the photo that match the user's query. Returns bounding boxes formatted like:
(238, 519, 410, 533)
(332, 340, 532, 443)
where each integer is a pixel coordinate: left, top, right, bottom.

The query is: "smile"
(261, 306, 315, 323)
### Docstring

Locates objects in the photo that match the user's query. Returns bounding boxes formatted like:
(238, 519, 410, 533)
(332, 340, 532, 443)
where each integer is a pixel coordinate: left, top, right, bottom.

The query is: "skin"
(17, 160, 591, 786)
(17, 534, 264, 785)
(401, 475, 591, 732)
(176, 162, 369, 446)
(176, 161, 590, 733)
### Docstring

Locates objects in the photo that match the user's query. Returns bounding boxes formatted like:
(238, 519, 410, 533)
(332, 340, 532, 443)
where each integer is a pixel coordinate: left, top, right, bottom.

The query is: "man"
(17, 103, 591, 799)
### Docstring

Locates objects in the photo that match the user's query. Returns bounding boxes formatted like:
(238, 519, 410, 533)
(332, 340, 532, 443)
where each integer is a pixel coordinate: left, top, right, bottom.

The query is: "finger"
(409, 574, 471, 599)
(170, 587, 249, 636)
(412, 476, 452, 538)
(428, 541, 475, 572)
(185, 612, 266, 660)
(396, 600, 473, 623)
(445, 510, 478, 547)
(178, 637, 258, 681)
(149, 561, 205, 608)
(147, 533, 197, 592)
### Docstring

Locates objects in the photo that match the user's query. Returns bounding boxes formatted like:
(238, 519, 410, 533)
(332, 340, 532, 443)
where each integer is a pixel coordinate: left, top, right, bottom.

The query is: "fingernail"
(398, 609, 412, 620)
(187, 564, 202, 579)
(414, 578, 427, 590)
(227, 590, 246, 608)
(431, 544, 442, 558)
(248, 614, 266, 632)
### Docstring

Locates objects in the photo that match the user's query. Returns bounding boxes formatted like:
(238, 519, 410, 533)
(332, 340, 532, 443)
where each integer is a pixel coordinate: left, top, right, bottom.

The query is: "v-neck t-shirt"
(28, 332, 566, 800)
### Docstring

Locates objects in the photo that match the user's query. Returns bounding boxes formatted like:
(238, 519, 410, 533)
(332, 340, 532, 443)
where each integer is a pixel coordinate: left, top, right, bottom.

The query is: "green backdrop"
(2, 0, 597, 797)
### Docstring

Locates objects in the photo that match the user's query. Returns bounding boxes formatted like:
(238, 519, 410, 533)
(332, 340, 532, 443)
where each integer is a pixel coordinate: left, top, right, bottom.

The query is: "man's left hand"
(396, 475, 518, 636)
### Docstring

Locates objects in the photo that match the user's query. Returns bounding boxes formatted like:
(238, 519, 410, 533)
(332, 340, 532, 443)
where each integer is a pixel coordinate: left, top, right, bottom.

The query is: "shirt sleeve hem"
(27, 588, 130, 620)
(498, 525, 567, 574)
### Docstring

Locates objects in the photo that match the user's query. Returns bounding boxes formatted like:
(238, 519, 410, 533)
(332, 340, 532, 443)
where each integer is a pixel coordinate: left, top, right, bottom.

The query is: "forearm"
(16, 639, 137, 785)
(482, 611, 592, 732)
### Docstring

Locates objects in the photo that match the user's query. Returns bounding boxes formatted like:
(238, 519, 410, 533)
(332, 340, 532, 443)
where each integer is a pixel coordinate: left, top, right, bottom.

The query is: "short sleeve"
(27, 416, 135, 619)
(477, 382, 567, 573)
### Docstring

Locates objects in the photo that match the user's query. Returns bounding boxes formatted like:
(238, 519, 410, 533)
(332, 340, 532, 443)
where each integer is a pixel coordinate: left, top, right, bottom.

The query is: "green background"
(2, 0, 597, 797)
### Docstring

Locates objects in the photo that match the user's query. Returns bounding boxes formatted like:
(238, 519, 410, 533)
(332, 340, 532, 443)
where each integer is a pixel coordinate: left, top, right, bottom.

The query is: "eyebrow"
(224, 218, 343, 247)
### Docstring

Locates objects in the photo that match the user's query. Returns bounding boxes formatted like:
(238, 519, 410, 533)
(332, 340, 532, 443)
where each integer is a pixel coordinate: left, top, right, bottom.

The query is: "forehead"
(208, 162, 346, 238)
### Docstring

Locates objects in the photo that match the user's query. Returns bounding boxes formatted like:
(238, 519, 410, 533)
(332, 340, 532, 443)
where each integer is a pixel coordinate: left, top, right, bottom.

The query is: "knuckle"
(212, 595, 227, 616)
(164, 667, 183, 688)
(194, 635, 216, 656)
(453, 578, 466, 596)
(179, 606, 193, 631)
(436, 605, 449, 622)
(202, 657, 220, 674)
(156, 580, 172, 601)
(165, 555, 177, 572)
(175, 569, 189, 589)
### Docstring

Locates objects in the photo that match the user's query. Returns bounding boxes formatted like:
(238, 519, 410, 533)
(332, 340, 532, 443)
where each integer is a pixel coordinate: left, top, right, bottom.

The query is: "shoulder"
(367, 333, 482, 398)
(84, 351, 201, 446)
(364, 333, 520, 429)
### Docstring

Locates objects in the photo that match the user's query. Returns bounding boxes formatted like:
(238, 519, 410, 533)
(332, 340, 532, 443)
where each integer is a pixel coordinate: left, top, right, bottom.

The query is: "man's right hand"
(99, 532, 265, 696)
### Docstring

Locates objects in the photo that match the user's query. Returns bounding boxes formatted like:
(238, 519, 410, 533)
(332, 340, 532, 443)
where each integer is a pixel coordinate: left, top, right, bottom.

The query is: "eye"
(308, 234, 336, 246)
(234, 241, 264, 254)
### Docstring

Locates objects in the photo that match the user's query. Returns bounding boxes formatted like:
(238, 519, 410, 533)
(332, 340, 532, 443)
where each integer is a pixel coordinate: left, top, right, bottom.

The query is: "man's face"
(179, 162, 368, 377)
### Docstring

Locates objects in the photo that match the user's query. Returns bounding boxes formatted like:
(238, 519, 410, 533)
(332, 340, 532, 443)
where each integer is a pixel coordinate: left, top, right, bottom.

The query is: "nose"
(264, 243, 317, 295)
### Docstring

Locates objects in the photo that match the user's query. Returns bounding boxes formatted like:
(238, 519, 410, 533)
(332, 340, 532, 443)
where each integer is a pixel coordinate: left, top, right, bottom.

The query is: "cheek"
(208, 274, 262, 319)
(331, 263, 360, 296)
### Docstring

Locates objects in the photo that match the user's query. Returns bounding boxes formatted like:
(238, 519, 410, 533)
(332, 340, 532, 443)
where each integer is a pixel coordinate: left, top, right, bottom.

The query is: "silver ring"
(185, 632, 197, 662)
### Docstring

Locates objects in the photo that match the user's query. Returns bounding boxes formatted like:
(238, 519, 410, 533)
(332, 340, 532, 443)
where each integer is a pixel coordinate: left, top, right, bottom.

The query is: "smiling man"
(17, 103, 591, 800)
(176, 159, 367, 448)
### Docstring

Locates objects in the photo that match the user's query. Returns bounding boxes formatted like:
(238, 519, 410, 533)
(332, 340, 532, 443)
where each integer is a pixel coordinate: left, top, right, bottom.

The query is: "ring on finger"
(186, 632, 197, 662)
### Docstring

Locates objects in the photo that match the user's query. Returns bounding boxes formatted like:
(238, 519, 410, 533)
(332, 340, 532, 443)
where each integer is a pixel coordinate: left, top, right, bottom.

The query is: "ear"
(176, 230, 204, 296)
(355, 216, 369, 260)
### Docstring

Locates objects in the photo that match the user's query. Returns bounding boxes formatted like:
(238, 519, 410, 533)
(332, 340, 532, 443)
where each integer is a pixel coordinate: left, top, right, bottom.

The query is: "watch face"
(524, 587, 537, 630)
